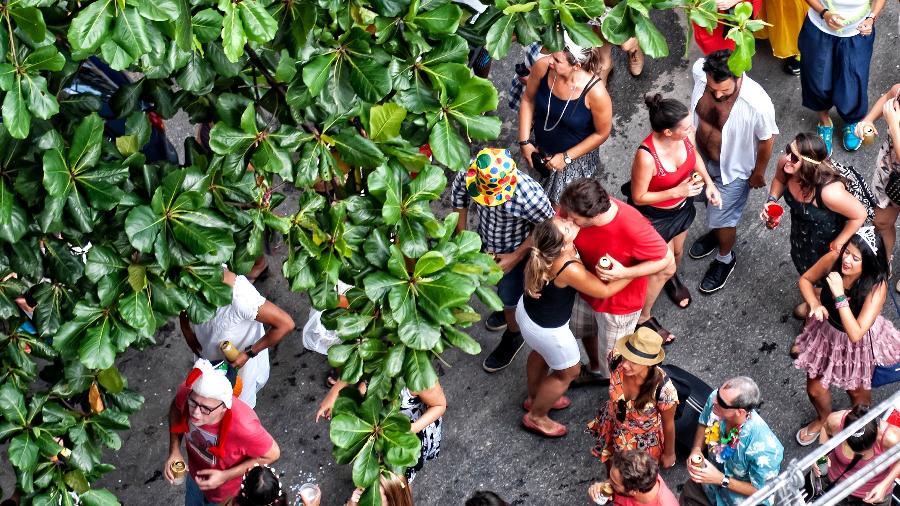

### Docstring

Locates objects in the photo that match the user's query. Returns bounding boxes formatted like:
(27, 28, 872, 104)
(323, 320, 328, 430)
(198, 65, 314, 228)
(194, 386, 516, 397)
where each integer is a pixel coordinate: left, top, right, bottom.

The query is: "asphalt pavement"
(12, 8, 899, 506)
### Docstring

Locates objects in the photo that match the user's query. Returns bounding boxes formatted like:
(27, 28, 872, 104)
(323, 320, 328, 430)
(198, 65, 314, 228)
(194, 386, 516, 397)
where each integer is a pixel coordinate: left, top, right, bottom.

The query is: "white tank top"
(807, 0, 871, 37)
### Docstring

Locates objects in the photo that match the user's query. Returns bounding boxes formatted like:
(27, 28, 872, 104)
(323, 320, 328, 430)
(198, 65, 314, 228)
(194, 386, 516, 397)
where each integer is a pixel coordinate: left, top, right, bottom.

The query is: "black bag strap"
(832, 452, 863, 483)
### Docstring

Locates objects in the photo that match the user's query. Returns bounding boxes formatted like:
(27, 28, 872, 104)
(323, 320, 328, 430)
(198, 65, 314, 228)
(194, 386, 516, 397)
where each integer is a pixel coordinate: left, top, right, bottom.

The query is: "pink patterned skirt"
(794, 316, 900, 391)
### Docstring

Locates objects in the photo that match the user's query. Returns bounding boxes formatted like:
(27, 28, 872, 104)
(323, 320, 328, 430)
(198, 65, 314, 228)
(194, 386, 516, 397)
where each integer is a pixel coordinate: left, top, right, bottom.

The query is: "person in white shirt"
(180, 268, 294, 408)
(687, 50, 778, 295)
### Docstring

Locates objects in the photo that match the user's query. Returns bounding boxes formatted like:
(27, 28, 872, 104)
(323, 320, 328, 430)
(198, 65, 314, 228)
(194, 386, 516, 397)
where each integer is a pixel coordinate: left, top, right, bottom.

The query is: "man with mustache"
(688, 49, 778, 294)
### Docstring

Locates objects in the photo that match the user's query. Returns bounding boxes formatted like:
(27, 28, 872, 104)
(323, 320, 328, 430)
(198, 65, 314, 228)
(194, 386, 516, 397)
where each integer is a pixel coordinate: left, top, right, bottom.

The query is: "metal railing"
(739, 388, 900, 506)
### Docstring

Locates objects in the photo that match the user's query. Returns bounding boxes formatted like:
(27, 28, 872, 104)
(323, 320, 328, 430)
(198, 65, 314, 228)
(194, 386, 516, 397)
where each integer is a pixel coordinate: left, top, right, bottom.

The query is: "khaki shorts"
(569, 297, 641, 377)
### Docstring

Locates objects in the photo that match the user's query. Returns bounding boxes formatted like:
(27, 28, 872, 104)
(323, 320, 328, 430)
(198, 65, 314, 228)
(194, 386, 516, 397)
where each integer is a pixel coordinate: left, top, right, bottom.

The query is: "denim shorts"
(497, 257, 528, 309)
(701, 161, 750, 229)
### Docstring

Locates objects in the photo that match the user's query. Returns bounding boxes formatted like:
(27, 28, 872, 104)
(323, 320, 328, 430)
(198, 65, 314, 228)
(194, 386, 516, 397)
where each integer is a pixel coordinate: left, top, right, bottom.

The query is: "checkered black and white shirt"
(450, 170, 554, 254)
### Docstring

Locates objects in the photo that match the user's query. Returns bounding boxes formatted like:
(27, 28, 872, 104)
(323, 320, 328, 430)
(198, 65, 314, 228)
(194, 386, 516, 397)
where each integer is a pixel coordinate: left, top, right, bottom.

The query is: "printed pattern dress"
(400, 387, 442, 482)
(587, 364, 678, 463)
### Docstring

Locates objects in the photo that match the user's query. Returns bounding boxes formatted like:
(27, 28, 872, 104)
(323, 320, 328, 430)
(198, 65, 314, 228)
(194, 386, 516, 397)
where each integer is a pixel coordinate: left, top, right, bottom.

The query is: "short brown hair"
(610, 450, 658, 494)
(559, 178, 611, 218)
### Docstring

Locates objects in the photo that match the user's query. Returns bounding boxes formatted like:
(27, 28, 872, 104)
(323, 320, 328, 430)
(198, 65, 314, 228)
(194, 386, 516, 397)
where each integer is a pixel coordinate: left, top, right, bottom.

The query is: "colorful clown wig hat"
(170, 358, 235, 459)
(465, 148, 518, 207)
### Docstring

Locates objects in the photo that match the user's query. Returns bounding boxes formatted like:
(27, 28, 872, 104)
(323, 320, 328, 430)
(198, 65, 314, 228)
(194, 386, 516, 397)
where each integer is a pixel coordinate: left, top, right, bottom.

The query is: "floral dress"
(587, 363, 678, 463)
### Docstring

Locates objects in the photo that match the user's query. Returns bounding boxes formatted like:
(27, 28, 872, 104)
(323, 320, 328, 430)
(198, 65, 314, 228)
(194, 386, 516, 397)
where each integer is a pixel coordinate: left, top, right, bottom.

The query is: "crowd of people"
(150, 0, 900, 503)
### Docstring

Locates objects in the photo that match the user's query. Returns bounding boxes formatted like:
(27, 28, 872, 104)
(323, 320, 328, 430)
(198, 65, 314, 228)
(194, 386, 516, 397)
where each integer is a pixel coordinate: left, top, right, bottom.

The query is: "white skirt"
(515, 298, 581, 370)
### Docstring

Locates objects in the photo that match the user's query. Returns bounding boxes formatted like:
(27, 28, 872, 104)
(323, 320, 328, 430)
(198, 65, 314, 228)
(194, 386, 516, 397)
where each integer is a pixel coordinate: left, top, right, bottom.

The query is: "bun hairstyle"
(236, 465, 287, 506)
(524, 220, 565, 298)
(844, 404, 880, 454)
(644, 93, 689, 133)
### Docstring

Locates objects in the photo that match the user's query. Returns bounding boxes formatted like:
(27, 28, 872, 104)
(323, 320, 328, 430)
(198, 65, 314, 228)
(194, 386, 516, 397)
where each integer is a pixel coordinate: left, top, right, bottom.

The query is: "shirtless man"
(687, 50, 778, 294)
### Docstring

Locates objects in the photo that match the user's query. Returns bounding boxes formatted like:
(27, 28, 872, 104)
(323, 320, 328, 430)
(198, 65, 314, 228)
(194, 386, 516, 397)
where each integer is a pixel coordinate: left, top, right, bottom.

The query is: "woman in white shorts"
(518, 217, 631, 438)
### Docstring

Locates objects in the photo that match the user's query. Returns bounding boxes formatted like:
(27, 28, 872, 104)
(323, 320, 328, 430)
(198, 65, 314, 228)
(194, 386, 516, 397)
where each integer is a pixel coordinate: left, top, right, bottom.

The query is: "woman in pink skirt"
(794, 227, 900, 446)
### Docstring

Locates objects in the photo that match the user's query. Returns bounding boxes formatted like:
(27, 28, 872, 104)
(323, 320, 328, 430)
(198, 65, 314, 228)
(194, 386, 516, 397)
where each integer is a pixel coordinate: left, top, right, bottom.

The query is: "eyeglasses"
(784, 144, 800, 165)
(715, 391, 743, 411)
(616, 399, 627, 423)
(188, 397, 224, 415)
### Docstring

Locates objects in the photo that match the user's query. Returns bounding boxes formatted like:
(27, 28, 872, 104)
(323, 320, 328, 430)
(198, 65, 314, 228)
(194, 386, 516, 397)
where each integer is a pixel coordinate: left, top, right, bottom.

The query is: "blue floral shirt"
(698, 390, 784, 506)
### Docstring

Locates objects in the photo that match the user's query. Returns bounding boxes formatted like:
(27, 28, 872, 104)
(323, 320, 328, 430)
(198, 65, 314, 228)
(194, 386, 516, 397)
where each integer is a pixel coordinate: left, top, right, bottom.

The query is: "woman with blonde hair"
(516, 217, 631, 438)
(346, 474, 414, 506)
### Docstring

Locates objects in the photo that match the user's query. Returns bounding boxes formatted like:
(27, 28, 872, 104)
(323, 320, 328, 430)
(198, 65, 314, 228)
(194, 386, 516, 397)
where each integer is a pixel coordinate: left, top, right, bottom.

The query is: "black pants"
(679, 480, 712, 506)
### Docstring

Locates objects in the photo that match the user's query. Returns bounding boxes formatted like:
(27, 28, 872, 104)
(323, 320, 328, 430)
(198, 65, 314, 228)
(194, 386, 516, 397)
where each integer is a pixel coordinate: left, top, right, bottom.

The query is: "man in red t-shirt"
(164, 359, 280, 506)
(559, 179, 672, 382)
(589, 450, 679, 506)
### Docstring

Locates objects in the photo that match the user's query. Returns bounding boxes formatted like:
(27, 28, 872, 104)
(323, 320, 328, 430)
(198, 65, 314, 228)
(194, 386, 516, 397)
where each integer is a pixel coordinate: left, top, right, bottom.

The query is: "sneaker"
(782, 56, 800, 76)
(817, 123, 834, 156)
(627, 49, 644, 77)
(484, 310, 507, 332)
(482, 331, 524, 373)
(843, 123, 863, 151)
(699, 253, 737, 294)
(689, 232, 718, 259)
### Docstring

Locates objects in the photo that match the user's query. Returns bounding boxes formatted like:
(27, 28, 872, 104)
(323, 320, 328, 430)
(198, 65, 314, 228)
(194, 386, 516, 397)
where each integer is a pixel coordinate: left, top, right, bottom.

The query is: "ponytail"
(524, 220, 565, 298)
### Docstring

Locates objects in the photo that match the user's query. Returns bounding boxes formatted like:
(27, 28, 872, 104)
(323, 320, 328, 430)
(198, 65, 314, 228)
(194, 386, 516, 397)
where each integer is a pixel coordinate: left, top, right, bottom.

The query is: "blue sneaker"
(843, 123, 862, 151)
(817, 123, 834, 156)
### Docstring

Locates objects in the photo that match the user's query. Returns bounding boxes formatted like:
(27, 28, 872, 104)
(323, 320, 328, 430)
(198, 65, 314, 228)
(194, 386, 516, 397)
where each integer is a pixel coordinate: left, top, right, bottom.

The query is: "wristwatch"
(563, 152, 573, 165)
(721, 476, 731, 489)
(244, 345, 258, 359)
(518, 140, 532, 147)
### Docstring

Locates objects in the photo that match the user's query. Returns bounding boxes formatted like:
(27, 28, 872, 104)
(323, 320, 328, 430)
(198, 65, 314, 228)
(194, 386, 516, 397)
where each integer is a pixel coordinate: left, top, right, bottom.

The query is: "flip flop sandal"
(663, 274, 692, 309)
(521, 414, 568, 438)
(523, 395, 571, 412)
(637, 317, 676, 345)
(796, 425, 821, 446)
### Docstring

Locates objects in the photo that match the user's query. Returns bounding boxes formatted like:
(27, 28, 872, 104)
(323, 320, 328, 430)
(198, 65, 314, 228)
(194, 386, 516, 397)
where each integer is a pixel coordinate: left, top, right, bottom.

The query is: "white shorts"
(515, 299, 580, 370)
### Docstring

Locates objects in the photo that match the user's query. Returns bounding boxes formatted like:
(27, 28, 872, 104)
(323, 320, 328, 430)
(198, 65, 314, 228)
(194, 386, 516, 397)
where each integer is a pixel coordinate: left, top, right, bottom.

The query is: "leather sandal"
(636, 317, 676, 345)
(664, 274, 692, 309)
(521, 414, 567, 438)
(523, 395, 571, 412)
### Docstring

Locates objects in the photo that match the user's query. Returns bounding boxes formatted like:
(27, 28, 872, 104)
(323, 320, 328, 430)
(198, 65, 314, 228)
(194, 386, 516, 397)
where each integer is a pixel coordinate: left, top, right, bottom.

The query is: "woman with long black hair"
(793, 229, 900, 446)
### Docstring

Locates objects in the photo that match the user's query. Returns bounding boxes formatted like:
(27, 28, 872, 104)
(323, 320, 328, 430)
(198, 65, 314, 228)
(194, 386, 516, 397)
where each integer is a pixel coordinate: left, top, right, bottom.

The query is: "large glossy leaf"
(221, 4, 247, 63)
(8, 432, 38, 470)
(369, 104, 407, 142)
(68, 0, 114, 53)
(428, 117, 468, 170)
(0, 383, 26, 425)
(239, 0, 277, 43)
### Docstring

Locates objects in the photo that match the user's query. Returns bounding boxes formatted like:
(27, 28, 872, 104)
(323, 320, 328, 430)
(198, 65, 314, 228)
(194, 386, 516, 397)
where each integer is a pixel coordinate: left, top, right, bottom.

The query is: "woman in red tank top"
(629, 94, 722, 344)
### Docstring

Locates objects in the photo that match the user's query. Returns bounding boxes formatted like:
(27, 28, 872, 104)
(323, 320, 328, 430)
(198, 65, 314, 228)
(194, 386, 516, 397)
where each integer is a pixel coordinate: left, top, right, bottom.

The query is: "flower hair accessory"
(856, 226, 879, 254)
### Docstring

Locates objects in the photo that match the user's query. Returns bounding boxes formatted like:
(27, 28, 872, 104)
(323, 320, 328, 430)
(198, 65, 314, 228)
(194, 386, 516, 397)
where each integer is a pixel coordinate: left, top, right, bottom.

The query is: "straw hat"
(465, 148, 518, 207)
(614, 327, 665, 366)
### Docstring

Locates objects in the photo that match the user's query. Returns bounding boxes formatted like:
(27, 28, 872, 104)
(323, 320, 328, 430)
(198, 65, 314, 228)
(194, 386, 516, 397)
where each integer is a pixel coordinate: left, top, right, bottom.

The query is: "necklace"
(543, 72, 580, 132)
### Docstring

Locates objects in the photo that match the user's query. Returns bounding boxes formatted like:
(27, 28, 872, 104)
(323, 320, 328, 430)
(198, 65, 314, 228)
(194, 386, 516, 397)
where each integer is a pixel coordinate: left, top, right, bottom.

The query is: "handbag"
(803, 453, 862, 500)
(871, 289, 900, 388)
(884, 170, 900, 207)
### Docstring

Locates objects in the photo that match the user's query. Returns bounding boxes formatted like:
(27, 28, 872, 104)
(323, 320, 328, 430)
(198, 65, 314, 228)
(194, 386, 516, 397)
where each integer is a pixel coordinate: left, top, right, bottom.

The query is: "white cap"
(190, 359, 233, 409)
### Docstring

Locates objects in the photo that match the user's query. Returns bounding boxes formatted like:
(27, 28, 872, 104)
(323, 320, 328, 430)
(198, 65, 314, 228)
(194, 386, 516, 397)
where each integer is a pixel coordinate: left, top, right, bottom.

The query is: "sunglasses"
(784, 144, 800, 165)
(716, 390, 744, 411)
(616, 399, 627, 423)
(188, 397, 224, 415)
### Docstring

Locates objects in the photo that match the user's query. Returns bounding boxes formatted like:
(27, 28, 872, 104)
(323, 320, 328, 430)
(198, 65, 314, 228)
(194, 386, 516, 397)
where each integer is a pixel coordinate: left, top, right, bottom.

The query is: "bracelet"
(834, 294, 848, 303)
(820, 8, 829, 19)
(835, 300, 850, 309)
(767, 195, 778, 203)
(518, 139, 532, 147)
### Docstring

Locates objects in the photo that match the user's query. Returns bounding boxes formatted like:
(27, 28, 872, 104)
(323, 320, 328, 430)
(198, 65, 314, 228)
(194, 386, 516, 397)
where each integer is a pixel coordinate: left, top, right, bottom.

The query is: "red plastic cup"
(765, 202, 784, 229)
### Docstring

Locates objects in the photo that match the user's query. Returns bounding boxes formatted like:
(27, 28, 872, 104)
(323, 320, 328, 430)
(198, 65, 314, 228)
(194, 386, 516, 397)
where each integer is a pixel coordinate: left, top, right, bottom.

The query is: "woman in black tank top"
(517, 218, 631, 438)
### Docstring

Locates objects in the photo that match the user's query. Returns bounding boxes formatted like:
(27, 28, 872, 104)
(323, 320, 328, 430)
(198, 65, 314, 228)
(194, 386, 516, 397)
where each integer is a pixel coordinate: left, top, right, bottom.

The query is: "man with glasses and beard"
(164, 359, 280, 506)
(687, 49, 778, 295)
(680, 376, 783, 506)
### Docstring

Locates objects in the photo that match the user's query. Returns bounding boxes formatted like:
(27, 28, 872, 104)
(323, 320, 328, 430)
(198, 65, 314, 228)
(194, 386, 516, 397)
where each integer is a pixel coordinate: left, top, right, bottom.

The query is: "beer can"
(690, 170, 704, 184)
(598, 256, 612, 270)
(862, 125, 876, 146)
(170, 460, 186, 486)
(219, 341, 241, 363)
(691, 454, 706, 468)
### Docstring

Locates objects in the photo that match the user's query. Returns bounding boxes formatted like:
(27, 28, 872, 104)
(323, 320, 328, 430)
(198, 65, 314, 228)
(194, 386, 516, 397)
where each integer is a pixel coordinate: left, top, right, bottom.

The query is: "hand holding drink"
(763, 202, 784, 229)
(588, 481, 614, 504)
(299, 483, 321, 506)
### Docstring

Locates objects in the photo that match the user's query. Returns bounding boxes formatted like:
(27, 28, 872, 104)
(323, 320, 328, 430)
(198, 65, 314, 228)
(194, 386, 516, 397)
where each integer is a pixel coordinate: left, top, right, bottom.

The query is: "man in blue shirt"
(681, 376, 784, 506)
